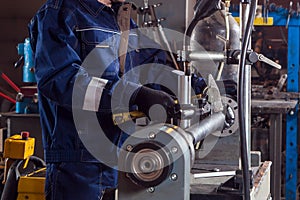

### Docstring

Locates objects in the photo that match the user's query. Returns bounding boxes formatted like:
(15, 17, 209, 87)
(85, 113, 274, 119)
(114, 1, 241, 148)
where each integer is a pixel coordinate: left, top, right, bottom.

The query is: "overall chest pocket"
(77, 27, 118, 57)
(77, 28, 120, 79)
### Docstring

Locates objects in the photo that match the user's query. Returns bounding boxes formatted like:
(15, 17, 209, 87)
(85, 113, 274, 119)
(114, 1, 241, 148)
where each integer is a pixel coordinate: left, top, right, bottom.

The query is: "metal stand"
(252, 99, 298, 200)
(286, 25, 299, 200)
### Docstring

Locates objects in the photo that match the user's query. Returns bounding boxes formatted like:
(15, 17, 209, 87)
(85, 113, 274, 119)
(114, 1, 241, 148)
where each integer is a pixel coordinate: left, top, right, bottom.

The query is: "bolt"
(171, 146, 178, 154)
(126, 145, 133, 152)
(213, 168, 220, 172)
(170, 173, 178, 181)
(149, 132, 156, 139)
(147, 187, 155, 193)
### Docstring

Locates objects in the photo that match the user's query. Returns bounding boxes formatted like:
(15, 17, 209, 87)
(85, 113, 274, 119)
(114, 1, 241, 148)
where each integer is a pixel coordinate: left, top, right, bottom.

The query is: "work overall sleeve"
(29, 7, 92, 110)
(29, 6, 140, 112)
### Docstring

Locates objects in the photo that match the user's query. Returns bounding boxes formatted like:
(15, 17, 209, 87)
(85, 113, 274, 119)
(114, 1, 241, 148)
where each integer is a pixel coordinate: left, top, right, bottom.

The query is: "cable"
(238, 0, 257, 200)
(184, 0, 222, 48)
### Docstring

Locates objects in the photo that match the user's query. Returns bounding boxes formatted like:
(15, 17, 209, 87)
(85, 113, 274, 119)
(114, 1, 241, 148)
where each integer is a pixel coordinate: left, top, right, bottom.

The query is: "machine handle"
(257, 53, 282, 69)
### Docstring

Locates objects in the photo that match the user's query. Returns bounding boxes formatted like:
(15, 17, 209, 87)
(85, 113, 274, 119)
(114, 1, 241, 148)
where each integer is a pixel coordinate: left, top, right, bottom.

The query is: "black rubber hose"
(238, 0, 257, 200)
(1, 160, 19, 200)
(184, 0, 221, 48)
(1, 156, 46, 200)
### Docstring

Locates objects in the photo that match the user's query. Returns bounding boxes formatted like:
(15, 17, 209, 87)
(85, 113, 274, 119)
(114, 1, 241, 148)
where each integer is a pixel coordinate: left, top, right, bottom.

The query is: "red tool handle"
(1, 73, 20, 93)
(0, 92, 16, 104)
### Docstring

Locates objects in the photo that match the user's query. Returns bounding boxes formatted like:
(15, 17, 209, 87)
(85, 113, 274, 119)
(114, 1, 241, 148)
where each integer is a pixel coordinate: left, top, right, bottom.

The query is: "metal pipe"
(178, 74, 192, 128)
(216, 0, 231, 81)
(194, 171, 236, 179)
(185, 112, 225, 144)
(185, 0, 195, 33)
(188, 51, 225, 61)
(157, 25, 180, 70)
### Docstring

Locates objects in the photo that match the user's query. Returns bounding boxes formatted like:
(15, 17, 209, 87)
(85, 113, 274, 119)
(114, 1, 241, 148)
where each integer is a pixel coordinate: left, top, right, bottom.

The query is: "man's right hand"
(130, 86, 179, 121)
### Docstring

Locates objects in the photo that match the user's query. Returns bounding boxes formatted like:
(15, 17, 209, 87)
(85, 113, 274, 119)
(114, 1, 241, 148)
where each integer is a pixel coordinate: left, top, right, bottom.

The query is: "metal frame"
(269, 114, 282, 199)
(251, 99, 297, 200)
(269, 9, 299, 200)
(286, 26, 299, 200)
(232, 6, 300, 199)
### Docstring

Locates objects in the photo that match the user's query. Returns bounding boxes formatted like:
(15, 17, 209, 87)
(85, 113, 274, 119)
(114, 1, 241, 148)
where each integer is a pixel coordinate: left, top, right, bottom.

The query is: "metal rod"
(216, 0, 231, 81)
(188, 51, 225, 61)
(239, 0, 252, 170)
(185, 112, 225, 144)
(158, 25, 180, 70)
(178, 74, 192, 128)
(193, 171, 236, 179)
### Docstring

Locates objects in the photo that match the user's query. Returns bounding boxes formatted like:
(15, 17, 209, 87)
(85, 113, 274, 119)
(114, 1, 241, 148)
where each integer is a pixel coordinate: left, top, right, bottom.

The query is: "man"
(28, 0, 177, 199)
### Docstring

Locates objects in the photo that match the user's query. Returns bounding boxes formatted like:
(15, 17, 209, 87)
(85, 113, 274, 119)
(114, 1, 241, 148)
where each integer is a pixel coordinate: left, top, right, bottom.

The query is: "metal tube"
(158, 25, 180, 70)
(216, 0, 231, 81)
(188, 51, 225, 61)
(185, 112, 225, 144)
(185, 0, 195, 32)
(194, 171, 236, 179)
(178, 74, 192, 129)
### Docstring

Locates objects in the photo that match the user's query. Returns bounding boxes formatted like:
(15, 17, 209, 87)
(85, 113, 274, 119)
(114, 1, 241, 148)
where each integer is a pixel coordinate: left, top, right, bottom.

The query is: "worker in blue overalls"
(28, 0, 179, 199)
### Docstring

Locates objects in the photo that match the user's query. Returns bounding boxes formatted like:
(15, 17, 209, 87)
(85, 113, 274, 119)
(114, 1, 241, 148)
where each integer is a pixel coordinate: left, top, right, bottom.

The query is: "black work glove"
(130, 86, 178, 121)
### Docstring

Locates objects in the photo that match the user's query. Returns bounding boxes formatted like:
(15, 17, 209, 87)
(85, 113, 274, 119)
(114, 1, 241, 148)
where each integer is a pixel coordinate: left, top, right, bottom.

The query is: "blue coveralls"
(28, 0, 166, 199)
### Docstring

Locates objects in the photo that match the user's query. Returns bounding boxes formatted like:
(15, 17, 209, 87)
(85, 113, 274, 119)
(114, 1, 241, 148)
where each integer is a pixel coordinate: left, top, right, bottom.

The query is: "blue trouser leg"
(45, 162, 117, 200)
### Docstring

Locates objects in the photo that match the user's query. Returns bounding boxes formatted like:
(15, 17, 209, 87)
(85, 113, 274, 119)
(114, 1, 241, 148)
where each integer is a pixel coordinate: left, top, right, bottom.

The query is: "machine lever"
(257, 53, 281, 69)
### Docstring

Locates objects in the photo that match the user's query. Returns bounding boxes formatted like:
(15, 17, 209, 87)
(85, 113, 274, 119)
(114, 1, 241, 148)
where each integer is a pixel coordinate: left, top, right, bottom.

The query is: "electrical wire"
(238, 0, 258, 199)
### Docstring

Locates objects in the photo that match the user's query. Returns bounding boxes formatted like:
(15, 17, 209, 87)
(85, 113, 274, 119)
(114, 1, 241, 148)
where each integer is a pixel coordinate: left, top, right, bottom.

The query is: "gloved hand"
(130, 86, 178, 120)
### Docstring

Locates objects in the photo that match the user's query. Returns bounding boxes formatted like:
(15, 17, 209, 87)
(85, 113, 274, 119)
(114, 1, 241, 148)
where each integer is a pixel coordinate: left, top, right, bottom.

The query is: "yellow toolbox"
(3, 133, 35, 159)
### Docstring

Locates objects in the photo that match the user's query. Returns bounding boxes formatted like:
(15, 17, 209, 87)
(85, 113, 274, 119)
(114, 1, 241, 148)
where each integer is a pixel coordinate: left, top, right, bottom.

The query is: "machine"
(2, 0, 295, 199)
(117, 0, 277, 199)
